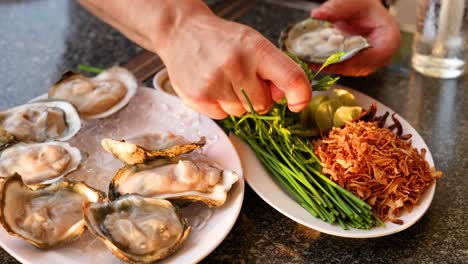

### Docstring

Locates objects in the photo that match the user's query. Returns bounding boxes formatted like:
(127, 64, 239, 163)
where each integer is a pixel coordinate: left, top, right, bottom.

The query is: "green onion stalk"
(78, 64, 104, 74)
(221, 52, 382, 229)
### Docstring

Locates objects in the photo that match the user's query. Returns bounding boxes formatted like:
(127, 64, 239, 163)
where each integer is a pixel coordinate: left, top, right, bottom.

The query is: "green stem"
(77, 64, 104, 74)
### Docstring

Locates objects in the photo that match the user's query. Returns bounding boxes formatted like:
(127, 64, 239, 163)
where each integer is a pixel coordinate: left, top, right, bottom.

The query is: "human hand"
(310, 0, 401, 76)
(156, 15, 311, 119)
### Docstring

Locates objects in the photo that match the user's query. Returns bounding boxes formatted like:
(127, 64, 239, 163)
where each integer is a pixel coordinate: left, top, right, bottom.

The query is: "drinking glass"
(411, 0, 467, 78)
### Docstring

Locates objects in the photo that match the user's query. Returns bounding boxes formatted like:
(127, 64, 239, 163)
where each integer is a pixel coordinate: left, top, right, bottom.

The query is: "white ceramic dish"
(0, 87, 244, 263)
(153, 70, 437, 237)
(229, 86, 436, 238)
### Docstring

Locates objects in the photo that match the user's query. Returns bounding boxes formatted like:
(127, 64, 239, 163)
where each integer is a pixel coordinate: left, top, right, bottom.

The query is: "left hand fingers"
(216, 83, 247, 117)
(233, 75, 274, 114)
(268, 81, 285, 103)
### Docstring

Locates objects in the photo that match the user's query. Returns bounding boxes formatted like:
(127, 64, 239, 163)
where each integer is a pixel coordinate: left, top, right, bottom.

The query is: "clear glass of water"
(411, 0, 467, 78)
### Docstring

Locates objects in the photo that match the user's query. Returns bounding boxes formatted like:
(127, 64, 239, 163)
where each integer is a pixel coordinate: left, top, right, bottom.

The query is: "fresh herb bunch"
(284, 51, 342, 91)
(222, 53, 382, 229)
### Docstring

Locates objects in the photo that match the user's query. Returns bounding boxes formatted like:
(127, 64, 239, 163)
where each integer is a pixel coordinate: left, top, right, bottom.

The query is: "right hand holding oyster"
(309, 0, 401, 76)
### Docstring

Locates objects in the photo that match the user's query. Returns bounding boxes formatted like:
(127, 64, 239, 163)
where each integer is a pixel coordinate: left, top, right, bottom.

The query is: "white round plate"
(0, 87, 244, 263)
(230, 86, 436, 238)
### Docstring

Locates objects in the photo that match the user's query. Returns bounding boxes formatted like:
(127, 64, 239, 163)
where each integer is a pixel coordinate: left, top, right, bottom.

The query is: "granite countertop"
(1, 0, 467, 263)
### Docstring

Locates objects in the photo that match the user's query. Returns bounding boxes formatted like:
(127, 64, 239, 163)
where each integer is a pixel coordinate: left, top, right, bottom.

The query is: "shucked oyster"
(83, 195, 191, 264)
(0, 100, 81, 143)
(0, 142, 82, 188)
(279, 18, 370, 63)
(101, 132, 206, 165)
(49, 66, 138, 119)
(0, 174, 104, 249)
(109, 159, 239, 207)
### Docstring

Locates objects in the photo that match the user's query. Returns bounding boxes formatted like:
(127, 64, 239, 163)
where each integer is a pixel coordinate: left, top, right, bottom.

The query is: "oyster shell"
(279, 18, 370, 63)
(0, 174, 104, 249)
(49, 66, 138, 119)
(83, 195, 191, 264)
(109, 159, 239, 207)
(0, 142, 82, 189)
(0, 126, 15, 151)
(101, 132, 206, 165)
(0, 100, 81, 143)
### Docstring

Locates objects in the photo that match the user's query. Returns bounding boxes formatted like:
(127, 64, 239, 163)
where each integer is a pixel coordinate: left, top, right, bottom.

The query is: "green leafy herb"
(315, 51, 345, 77)
(285, 51, 344, 91)
(78, 64, 104, 74)
(313, 76, 340, 91)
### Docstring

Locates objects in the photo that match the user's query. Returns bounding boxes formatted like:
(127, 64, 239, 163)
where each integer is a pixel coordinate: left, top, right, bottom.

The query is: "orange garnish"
(314, 121, 442, 224)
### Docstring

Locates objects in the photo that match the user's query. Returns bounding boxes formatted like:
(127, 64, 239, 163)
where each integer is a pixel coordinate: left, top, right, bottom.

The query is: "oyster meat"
(49, 66, 138, 119)
(109, 159, 239, 207)
(83, 195, 191, 263)
(0, 142, 82, 188)
(279, 18, 370, 63)
(101, 132, 205, 165)
(0, 100, 81, 143)
(0, 174, 104, 248)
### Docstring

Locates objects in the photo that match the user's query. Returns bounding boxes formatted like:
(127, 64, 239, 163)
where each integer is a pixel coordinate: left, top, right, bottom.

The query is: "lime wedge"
(331, 89, 357, 106)
(300, 94, 328, 128)
(333, 106, 363, 127)
(315, 99, 340, 131)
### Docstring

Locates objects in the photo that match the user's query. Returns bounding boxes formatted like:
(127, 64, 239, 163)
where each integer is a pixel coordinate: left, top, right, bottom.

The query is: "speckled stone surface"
(1, 1, 467, 264)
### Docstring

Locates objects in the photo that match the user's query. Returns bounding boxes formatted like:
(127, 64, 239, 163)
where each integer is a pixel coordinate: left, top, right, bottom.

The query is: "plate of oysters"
(0, 67, 244, 264)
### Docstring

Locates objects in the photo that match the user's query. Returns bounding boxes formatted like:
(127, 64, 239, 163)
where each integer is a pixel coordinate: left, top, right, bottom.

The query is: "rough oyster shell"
(101, 132, 206, 165)
(279, 18, 370, 63)
(0, 174, 104, 249)
(49, 66, 138, 119)
(83, 195, 191, 264)
(0, 126, 15, 151)
(109, 159, 239, 207)
(0, 142, 82, 189)
(0, 100, 81, 143)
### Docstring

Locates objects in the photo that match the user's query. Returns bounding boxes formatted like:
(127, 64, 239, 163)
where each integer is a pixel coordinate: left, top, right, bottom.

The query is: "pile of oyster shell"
(0, 67, 239, 263)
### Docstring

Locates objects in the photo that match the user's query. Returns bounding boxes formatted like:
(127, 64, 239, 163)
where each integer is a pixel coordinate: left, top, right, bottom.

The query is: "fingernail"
(288, 102, 308, 112)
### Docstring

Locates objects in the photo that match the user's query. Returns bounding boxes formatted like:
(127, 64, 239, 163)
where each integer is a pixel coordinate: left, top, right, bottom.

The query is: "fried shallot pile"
(314, 121, 442, 224)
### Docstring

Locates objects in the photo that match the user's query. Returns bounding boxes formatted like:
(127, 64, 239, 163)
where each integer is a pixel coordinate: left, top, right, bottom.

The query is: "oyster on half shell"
(83, 195, 191, 264)
(0, 174, 104, 249)
(109, 159, 239, 207)
(0, 142, 82, 189)
(0, 100, 81, 143)
(101, 132, 206, 165)
(279, 18, 370, 63)
(49, 66, 138, 119)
